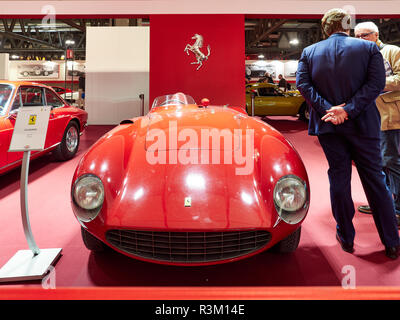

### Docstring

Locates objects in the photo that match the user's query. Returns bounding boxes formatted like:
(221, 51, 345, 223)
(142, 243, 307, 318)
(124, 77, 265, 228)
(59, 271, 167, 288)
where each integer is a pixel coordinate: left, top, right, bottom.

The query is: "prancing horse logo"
(184, 34, 211, 71)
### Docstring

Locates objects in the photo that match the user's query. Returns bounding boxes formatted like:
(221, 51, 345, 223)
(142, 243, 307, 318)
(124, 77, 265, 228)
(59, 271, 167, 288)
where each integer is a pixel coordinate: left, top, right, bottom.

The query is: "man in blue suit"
(296, 8, 400, 259)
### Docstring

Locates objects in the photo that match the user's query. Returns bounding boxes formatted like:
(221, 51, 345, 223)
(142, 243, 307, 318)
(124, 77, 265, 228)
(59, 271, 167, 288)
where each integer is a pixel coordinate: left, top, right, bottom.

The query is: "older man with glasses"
(355, 22, 400, 227)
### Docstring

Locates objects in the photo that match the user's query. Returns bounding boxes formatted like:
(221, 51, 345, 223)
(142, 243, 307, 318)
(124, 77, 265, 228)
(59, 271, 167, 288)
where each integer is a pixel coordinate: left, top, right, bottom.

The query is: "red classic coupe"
(71, 93, 309, 266)
(0, 81, 88, 175)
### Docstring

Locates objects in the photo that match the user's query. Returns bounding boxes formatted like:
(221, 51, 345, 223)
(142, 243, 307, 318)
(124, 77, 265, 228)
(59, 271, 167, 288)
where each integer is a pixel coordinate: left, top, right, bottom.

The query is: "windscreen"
(0, 84, 14, 116)
(151, 93, 196, 108)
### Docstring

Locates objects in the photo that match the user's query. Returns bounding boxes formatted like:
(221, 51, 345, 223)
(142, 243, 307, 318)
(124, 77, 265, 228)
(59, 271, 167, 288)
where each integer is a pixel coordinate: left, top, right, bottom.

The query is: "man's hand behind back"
(321, 104, 348, 125)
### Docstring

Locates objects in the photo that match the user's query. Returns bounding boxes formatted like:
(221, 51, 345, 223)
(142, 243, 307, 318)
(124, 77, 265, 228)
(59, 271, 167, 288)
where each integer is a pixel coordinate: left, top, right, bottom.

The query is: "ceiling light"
(258, 54, 265, 59)
(289, 39, 299, 45)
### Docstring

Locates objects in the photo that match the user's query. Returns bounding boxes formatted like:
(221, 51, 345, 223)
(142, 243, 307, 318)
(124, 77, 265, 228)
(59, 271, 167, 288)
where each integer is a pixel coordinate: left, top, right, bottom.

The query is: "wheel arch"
(68, 117, 81, 131)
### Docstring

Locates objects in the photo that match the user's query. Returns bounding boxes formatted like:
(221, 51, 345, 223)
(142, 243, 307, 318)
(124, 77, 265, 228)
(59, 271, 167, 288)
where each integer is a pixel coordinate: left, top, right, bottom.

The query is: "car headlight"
(72, 174, 104, 222)
(273, 175, 309, 224)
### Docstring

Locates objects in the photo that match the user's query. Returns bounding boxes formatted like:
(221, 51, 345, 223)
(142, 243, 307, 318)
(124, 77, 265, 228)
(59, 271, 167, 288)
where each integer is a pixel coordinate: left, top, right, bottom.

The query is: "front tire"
(81, 227, 106, 252)
(272, 227, 301, 253)
(53, 121, 80, 161)
(298, 103, 310, 122)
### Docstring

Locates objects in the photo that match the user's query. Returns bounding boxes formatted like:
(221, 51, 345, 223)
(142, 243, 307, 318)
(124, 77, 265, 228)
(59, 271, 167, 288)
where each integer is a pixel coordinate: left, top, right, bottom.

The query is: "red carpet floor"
(1, 117, 400, 290)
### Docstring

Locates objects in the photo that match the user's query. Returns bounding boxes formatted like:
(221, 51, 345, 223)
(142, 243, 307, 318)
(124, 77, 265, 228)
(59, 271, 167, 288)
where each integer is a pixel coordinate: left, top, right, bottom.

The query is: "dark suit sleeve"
(296, 49, 333, 116)
(343, 44, 386, 119)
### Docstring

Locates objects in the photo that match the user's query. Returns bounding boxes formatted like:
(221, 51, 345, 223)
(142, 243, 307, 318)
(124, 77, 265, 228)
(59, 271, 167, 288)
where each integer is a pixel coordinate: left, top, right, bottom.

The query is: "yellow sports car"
(245, 83, 309, 122)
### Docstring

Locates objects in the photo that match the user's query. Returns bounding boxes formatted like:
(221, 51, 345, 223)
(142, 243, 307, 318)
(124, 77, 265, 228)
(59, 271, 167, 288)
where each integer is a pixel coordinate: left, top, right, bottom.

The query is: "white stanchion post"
(21, 151, 40, 256)
(0, 106, 62, 282)
(251, 91, 255, 117)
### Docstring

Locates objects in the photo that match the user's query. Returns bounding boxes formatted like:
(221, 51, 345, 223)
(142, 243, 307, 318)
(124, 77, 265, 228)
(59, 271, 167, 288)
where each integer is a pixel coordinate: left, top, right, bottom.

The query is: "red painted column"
(149, 14, 245, 108)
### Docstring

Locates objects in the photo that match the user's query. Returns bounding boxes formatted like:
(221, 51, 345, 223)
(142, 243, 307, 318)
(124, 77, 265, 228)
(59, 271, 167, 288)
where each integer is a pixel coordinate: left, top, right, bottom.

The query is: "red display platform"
(1, 286, 400, 300)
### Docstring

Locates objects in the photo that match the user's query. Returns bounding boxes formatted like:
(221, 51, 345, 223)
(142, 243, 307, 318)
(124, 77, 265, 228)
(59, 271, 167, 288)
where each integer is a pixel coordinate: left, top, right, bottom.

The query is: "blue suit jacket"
(296, 33, 386, 138)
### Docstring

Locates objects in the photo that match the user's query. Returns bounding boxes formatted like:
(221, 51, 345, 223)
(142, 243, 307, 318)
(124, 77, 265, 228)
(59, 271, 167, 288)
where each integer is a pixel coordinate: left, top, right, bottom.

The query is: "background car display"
(52, 86, 73, 96)
(68, 70, 85, 77)
(245, 82, 309, 122)
(60, 91, 80, 104)
(16, 63, 59, 79)
(245, 61, 277, 79)
(71, 93, 310, 266)
(0, 81, 88, 175)
(52, 86, 80, 104)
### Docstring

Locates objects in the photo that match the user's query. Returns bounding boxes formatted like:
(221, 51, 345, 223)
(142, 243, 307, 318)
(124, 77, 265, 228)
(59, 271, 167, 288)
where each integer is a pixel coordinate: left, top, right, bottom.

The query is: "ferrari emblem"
(28, 115, 37, 125)
(184, 34, 211, 71)
(184, 197, 192, 207)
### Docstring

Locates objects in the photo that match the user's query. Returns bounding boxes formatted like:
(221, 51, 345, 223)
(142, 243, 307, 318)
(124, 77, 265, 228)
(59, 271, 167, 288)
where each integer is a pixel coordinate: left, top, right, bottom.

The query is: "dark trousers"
(318, 133, 400, 247)
(381, 129, 400, 214)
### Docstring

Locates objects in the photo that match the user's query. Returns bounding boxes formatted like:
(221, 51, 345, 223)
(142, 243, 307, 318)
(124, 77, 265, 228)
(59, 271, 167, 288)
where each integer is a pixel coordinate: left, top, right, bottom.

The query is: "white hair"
(354, 21, 379, 34)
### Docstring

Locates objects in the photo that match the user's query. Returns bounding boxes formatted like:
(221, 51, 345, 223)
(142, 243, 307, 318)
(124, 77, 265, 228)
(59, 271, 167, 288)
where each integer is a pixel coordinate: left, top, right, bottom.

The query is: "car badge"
(184, 197, 192, 207)
(184, 33, 211, 71)
(28, 115, 37, 125)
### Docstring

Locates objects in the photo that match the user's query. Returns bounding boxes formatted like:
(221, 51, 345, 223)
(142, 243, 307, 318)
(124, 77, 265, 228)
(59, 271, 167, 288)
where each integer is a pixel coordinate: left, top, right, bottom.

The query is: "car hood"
(77, 108, 276, 230)
(144, 105, 243, 151)
(75, 106, 307, 231)
(106, 106, 273, 229)
(105, 158, 273, 230)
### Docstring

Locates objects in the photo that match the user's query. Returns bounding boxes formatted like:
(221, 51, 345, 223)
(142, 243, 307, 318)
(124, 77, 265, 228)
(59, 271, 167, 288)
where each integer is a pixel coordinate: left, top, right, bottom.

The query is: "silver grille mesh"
(105, 229, 271, 263)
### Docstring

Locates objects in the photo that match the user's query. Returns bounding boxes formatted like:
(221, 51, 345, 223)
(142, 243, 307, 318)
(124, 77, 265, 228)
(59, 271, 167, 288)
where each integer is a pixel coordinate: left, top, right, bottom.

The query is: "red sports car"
(51, 86, 73, 96)
(71, 93, 309, 266)
(0, 81, 88, 175)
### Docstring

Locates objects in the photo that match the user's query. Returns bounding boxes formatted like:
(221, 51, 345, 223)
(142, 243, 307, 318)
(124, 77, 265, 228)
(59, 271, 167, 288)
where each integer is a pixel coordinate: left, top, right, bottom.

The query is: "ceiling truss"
(0, 18, 400, 61)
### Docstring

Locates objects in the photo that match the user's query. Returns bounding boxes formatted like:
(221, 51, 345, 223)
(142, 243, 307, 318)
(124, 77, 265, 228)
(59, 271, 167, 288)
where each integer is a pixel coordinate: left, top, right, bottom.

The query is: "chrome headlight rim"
(273, 174, 309, 225)
(71, 174, 104, 223)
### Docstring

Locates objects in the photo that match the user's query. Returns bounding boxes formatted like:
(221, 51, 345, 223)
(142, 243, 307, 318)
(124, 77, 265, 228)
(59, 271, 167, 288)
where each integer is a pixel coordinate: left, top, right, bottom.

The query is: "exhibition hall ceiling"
(245, 17, 400, 59)
(0, 17, 399, 60)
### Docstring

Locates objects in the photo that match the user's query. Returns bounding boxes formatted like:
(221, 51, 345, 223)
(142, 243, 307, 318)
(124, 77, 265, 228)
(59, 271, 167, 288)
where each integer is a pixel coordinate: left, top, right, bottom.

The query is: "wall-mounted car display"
(246, 62, 277, 79)
(0, 81, 88, 175)
(66, 61, 85, 81)
(71, 92, 310, 266)
(16, 62, 60, 79)
(245, 83, 309, 122)
(67, 70, 85, 77)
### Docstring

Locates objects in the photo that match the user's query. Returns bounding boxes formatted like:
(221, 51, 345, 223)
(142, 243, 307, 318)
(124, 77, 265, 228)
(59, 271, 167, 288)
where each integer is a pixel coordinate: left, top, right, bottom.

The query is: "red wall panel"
(149, 14, 245, 108)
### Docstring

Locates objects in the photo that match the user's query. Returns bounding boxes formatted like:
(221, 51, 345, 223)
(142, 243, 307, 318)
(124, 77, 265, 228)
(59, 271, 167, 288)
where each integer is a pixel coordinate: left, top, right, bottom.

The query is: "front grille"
(105, 229, 271, 263)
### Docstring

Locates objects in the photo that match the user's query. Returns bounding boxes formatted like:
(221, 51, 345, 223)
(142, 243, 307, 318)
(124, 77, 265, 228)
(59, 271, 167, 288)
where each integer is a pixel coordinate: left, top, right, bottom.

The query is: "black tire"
(246, 103, 257, 116)
(81, 227, 106, 252)
(298, 103, 310, 122)
(53, 121, 80, 161)
(245, 104, 251, 116)
(272, 227, 301, 253)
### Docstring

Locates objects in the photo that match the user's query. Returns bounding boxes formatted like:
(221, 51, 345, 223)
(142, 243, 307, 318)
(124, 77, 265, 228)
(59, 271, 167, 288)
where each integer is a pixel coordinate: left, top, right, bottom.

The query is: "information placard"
(8, 106, 51, 152)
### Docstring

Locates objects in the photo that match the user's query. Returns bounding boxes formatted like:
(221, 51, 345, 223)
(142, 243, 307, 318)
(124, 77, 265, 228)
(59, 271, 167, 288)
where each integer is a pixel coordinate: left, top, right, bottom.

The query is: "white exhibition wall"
(0, 54, 9, 80)
(85, 26, 149, 125)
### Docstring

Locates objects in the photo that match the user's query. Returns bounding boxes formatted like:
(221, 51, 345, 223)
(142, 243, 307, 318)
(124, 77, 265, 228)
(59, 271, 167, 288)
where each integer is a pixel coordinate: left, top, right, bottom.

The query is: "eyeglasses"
(355, 31, 375, 38)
